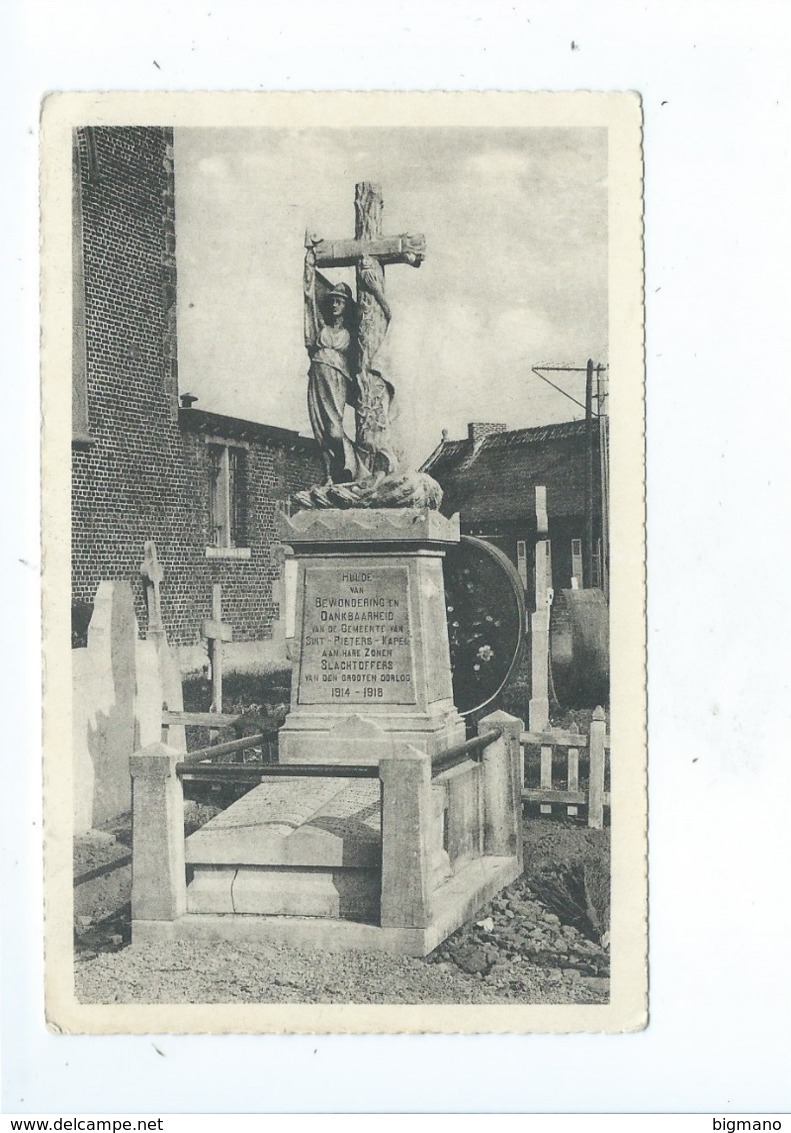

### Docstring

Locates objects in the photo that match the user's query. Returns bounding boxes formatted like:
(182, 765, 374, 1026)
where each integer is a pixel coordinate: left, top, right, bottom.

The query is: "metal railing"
(177, 761, 379, 782)
(430, 728, 502, 777)
(171, 724, 504, 784)
(176, 731, 277, 767)
(174, 729, 380, 783)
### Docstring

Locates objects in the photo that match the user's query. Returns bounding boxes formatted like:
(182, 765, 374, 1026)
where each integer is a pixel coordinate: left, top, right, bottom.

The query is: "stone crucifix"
(304, 181, 425, 485)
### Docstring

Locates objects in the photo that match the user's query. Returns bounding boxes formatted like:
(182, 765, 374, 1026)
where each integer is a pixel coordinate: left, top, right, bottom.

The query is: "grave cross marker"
(202, 583, 233, 715)
(529, 486, 553, 732)
(140, 539, 165, 638)
(139, 539, 188, 752)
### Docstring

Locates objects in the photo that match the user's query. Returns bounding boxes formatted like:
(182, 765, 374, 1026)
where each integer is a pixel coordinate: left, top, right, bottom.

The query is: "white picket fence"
(520, 705, 610, 828)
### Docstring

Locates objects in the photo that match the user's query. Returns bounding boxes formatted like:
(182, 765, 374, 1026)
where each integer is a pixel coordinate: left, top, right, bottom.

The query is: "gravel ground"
(74, 832, 132, 929)
(74, 807, 609, 1007)
(75, 937, 608, 1006)
(73, 674, 612, 1006)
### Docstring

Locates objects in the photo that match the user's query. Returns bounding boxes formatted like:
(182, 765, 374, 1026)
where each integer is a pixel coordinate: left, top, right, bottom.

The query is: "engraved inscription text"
(298, 566, 416, 704)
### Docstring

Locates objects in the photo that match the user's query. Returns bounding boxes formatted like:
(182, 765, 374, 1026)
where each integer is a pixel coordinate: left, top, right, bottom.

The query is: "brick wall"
(72, 126, 320, 646)
(180, 417, 321, 642)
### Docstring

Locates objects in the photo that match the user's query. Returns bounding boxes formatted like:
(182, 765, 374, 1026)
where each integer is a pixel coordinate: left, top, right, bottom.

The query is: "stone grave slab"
(185, 777, 382, 920)
(185, 778, 381, 869)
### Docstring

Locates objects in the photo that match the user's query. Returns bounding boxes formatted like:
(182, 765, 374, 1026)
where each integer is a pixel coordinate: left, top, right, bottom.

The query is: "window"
(592, 538, 603, 590)
(206, 441, 250, 559)
(516, 540, 528, 590)
(571, 538, 584, 588)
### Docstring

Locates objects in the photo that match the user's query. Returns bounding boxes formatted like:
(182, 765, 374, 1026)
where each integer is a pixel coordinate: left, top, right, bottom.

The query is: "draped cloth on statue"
(301, 181, 426, 491)
(306, 322, 364, 483)
(304, 254, 366, 484)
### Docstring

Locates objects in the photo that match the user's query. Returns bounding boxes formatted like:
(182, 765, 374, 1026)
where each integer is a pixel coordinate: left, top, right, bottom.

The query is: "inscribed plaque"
(297, 565, 416, 704)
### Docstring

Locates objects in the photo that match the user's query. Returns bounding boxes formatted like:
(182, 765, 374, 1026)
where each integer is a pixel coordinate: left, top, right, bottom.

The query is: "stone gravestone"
(140, 540, 186, 751)
(73, 581, 162, 832)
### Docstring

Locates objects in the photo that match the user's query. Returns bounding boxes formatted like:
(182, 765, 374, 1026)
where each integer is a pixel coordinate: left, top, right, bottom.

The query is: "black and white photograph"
(42, 91, 645, 1034)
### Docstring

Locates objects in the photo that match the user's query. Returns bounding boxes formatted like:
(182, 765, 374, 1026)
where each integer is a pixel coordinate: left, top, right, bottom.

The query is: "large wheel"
(443, 534, 526, 718)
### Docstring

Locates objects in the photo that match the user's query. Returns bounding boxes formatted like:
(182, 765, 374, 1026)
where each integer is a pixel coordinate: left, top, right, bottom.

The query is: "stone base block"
(187, 863, 380, 921)
(136, 854, 520, 957)
(277, 709, 465, 764)
(187, 867, 235, 914)
(232, 867, 379, 921)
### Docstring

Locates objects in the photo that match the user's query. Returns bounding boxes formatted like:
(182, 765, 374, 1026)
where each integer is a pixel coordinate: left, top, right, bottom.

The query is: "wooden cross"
(140, 539, 165, 638)
(310, 181, 425, 379)
(529, 486, 553, 732)
(202, 583, 233, 715)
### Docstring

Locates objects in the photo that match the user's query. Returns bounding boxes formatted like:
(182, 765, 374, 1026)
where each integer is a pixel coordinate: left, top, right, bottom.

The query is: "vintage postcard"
(41, 90, 645, 1034)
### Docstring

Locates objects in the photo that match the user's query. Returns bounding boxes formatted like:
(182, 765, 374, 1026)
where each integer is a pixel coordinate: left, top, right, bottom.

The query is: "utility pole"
(585, 359, 595, 590)
(597, 363, 610, 599)
(530, 360, 610, 596)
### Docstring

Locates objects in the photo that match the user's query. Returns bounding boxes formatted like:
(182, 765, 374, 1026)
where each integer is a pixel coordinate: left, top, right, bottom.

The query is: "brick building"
(421, 419, 608, 608)
(72, 126, 320, 657)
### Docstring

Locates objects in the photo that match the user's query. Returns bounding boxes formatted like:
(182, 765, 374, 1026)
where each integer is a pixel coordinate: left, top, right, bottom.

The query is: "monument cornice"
(278, 508, 460, 548)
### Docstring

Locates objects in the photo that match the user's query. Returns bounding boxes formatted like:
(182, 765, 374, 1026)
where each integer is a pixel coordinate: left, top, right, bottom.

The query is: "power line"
(530, 367, 587, 412)
(530, 365, 609, 416)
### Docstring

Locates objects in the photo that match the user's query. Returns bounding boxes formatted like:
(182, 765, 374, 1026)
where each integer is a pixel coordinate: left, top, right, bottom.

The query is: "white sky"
(175, 126, 607, 467)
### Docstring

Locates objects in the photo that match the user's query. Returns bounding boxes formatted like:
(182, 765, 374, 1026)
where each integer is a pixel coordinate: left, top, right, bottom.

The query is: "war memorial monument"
(130, 182, 524, 955)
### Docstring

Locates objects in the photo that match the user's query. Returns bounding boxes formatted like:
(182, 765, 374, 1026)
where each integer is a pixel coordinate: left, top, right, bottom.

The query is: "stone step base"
(184, 775, 453, 914)
(187, 864, 380, 922)
(137, 854, 522, 957)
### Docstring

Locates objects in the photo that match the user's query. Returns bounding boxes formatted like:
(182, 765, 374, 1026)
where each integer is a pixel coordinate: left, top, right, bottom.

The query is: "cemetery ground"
(74, 668, 610, 1006)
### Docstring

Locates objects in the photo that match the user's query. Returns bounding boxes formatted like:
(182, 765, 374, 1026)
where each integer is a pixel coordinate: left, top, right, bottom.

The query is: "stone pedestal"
(132, 506, 524, 955)
(139, 712, 524, 954)
(276, 508, 465, 763)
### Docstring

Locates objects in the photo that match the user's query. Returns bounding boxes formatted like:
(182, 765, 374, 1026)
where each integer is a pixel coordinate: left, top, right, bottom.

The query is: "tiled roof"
(422, 419, 599, 523)
(180, 407, 318, 451)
